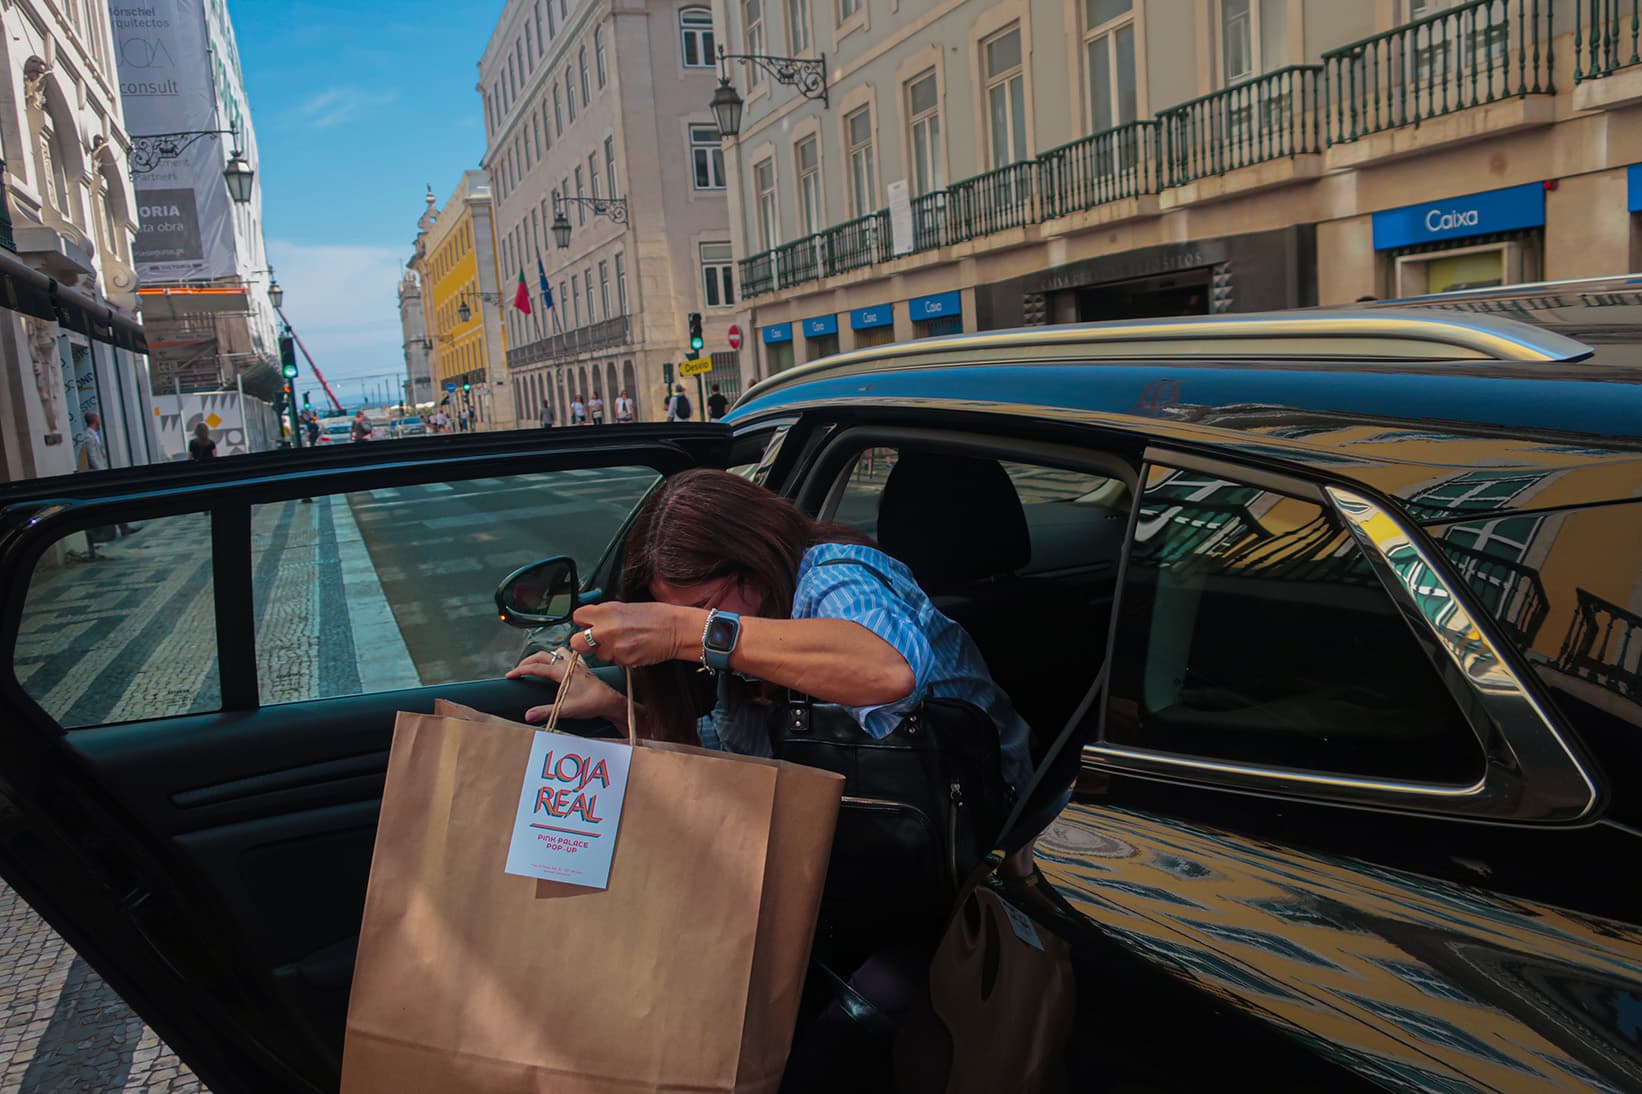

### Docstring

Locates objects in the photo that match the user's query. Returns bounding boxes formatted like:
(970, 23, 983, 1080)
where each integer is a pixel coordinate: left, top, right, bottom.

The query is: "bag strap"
(992, 659, 1109, 848)
(782, 555, 901, 714)
(542, 650, 637, 746)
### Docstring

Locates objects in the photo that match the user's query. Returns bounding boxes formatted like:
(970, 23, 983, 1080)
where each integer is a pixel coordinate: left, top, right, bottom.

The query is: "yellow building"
(415, 171, 516, 430)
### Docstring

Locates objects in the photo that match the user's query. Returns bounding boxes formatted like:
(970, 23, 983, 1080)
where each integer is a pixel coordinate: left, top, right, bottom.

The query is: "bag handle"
(540, 650, 638, 747)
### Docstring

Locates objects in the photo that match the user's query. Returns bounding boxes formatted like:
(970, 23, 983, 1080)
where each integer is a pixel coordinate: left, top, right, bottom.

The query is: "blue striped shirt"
(697, 542, 1033, 794)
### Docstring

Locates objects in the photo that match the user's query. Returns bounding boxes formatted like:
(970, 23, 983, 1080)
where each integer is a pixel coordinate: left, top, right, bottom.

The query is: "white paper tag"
(995, 895, 1045, 952)
(504, 732, 633, 889)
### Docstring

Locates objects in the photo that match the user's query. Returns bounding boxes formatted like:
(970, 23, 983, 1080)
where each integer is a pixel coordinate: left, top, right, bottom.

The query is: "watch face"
(705, 617, 738, 650)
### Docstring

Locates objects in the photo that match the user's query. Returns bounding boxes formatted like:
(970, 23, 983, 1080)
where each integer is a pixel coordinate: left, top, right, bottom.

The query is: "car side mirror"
(496, 556, 579, 628)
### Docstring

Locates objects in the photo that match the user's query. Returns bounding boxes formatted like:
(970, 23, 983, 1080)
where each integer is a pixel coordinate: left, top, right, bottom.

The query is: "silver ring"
(583, 627, 598, 649)
(548, 650, 563, 664)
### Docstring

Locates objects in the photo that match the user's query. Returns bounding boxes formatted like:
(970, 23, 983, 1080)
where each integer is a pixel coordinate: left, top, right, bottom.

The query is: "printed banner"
(150, 390, 278, 459)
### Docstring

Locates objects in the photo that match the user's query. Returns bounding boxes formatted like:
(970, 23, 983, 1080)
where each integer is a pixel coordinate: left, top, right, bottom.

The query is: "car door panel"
(0, 430, 729, 1094)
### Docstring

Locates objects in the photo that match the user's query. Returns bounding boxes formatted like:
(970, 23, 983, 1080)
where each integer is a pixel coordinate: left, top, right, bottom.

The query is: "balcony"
(1324, 0, 1555, 148)
(1574, 0, 1641, 81)
(1573, 1, 1642, 108)
(507, 314, 631, 368)
(1039, 121, 1163, 220)
(1159, 65, 1324, 189)
(1557, 587, 1642, 699)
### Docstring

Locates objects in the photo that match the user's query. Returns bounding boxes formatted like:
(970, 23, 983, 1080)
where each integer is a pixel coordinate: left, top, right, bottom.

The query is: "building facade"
(398, 265, 434, 408)
(419, 170, 511, 429)
(0, 0, 157, 482)
(114, 0, 278, 395)
(478, 0, 738, 424)
(713, 0, 1642, 375)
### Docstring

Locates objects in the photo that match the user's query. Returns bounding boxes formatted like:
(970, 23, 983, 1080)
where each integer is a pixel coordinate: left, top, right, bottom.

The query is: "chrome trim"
(740, 310, 1593, 405)
(1082, 489, 1602, 825)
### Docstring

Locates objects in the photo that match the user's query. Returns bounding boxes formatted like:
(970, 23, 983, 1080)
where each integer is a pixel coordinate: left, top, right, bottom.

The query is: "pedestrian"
(664, 383, 693, 422)
(707, 383, 729, 421)
(614, 388, 635, 424)
(76, 412, 140, 537)
(459, 409, 470, 432)
(431, 408, 449, 434)
(588, 391, 606, 425)
(539, 400, 554, 428)
(571, 393, 586, 425)
(303, 410, 319, 447)
(188, 421, 217, 460)
(351, 410, 374, 442)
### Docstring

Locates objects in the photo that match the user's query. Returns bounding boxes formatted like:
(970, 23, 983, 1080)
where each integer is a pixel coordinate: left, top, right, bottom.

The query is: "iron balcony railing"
(1557, 587, 1642, 698)
(910, 190, 949, 251)
(507, 314, 631, 368)
(823, 210, 891, 275)
(1039, 120, 1162, 220)
(1325, 0, 1554, 144)
(1437, 541, 1549, 647)
(1159, 65, 1325, 188)
(739, 251, 775, 298)
(945, 160, 1040, 244)
(1575, 0, 1641, 80)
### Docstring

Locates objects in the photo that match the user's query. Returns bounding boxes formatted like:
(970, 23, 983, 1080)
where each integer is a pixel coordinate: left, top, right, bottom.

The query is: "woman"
(507, 468, 1034, 833)
(188, 422, 216, 461)
(613, 389, 635, 424)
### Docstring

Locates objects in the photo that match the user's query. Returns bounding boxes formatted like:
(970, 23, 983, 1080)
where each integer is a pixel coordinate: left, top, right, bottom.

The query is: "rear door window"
(1105, 464, 1484, 784)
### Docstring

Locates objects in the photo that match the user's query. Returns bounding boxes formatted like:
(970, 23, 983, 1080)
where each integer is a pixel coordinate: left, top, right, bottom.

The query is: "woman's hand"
(566, 602, 693, 667)
(506, 647, 626, 725)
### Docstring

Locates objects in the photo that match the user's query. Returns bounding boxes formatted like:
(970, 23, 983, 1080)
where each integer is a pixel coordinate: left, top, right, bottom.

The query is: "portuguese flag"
(513, 269, 532, 314)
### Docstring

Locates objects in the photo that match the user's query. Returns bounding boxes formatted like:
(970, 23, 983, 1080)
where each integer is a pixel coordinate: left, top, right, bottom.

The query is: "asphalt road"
(344, 466, 658, 685)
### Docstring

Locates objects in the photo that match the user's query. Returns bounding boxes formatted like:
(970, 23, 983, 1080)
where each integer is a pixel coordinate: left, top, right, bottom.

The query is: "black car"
(4, 281, 1642, 1092)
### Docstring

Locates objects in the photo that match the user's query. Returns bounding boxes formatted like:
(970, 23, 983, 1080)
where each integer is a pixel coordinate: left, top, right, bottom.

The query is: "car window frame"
(0, 431, 731, 737)
(1086, 445, 1603, 826)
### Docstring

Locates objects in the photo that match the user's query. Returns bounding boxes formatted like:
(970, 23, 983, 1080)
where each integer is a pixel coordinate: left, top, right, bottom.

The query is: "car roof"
(735, 292, 1642, 515)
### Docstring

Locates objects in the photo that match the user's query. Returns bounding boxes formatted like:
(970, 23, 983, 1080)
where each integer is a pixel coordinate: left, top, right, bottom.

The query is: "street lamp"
(550, 193, 628, 249)
(457, 290, 503, 323)
(708, 45, 828, 139)
(130, 129, 256, 205)
(458, 300, 472, 323)
(268, 275, 283, 310)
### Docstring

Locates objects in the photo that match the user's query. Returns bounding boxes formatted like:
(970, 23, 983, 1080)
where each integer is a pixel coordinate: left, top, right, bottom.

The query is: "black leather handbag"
(771, 691, 1013, 944)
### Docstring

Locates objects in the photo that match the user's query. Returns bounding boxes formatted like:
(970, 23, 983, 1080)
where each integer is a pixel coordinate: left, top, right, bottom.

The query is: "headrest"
(876, 452, 1030, 591)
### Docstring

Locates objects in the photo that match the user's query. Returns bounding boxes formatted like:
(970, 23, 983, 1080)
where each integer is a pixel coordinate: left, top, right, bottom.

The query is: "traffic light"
(303, 391, 312, 408)
(688, 312, 703, 354)
(663, 361, 674, 384)
(279, 333, 298, 380)
(462, 381, 472, 393)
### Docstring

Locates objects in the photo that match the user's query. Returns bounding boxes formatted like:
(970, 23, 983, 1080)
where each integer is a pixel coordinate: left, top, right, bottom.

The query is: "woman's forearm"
(668, 609, 915, 707)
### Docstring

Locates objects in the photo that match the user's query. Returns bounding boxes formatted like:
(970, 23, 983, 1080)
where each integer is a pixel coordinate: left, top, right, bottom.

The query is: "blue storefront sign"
(1629, 164, 1642, 214)
(761, 322, 793, 344)
(1371, 182, 1546, 251)
(908, 291, 962, 322)
(850, 304, 894, 330)
(803, 314, 839, 338)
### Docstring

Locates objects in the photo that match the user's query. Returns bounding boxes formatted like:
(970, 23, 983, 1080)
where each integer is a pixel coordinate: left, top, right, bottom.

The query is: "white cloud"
(294, 85, 399, 130)
(266, 238, 410, 405)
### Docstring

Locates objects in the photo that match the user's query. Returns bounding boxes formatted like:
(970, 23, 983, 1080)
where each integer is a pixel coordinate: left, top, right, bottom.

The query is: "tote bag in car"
(341, 659, 844, 1094)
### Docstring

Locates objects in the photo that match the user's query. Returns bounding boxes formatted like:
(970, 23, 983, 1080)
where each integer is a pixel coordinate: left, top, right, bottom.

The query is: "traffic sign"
(445, 381, 457, 392)
(728, 325, 743, 350)
(679, 357, 713, 377)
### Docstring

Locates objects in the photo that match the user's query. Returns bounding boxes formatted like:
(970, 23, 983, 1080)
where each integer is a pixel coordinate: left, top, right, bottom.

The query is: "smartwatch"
(701, 609, 742, 671)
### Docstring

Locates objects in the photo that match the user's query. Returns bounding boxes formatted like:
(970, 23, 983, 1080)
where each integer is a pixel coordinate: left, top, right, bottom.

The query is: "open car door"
(0, 423, 742, 1094)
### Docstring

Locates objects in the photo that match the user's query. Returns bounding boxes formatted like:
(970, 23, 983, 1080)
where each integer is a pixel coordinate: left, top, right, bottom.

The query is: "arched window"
(679, 7, 715, 67)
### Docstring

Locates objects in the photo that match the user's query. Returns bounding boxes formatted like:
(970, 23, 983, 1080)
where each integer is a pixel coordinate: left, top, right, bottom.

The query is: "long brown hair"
(621, 468, 873, 742)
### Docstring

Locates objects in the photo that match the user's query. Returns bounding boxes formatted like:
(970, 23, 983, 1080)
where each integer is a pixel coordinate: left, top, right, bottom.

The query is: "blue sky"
(233, 0, 503, 407)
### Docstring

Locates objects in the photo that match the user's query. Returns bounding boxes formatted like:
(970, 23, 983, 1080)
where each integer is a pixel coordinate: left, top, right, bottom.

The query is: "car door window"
(252, 466, 659, 704)
(1105, 464, 1484, 784)
(16, 512, 218, 728)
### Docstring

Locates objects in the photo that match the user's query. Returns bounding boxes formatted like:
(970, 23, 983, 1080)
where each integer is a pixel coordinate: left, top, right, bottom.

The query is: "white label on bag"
(504, 732, 634, 888)
(995, 895, 1045, 952)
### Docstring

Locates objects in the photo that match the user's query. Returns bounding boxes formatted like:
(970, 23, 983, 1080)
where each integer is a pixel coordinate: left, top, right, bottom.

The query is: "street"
(1, 466, 657, 1091)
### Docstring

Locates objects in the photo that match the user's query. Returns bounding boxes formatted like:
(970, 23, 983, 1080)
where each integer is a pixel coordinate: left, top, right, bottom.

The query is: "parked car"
(390, 417, 425, 437)
(314, 417, 353, 445)
(3, 279, 1642, 1093)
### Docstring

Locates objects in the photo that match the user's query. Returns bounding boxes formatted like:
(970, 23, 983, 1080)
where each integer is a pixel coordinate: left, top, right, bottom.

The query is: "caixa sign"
(1372, 182, 1545, 251)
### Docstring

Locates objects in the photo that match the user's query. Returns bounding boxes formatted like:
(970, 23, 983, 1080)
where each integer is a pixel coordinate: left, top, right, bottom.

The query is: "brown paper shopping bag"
(342, 660, 844, 1093)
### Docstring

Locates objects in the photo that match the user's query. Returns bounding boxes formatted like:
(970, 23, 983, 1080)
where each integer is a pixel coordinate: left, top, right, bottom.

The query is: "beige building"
(0, 0, 156, 481)
(479, 0, 741, 424)
(709, 0, 1642, 375)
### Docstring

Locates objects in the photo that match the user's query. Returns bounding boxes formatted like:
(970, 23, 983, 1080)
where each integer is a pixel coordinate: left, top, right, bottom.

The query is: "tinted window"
(251, 468, 657, 704)
(1106, 465, 1483, 783)
(18, 512, 218, 728)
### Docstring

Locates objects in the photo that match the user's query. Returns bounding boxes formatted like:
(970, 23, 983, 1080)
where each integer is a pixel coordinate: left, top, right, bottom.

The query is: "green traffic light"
(690, 337, 703, 353)
(463, 382, 471, 392)
(281, 363, 298, 379)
